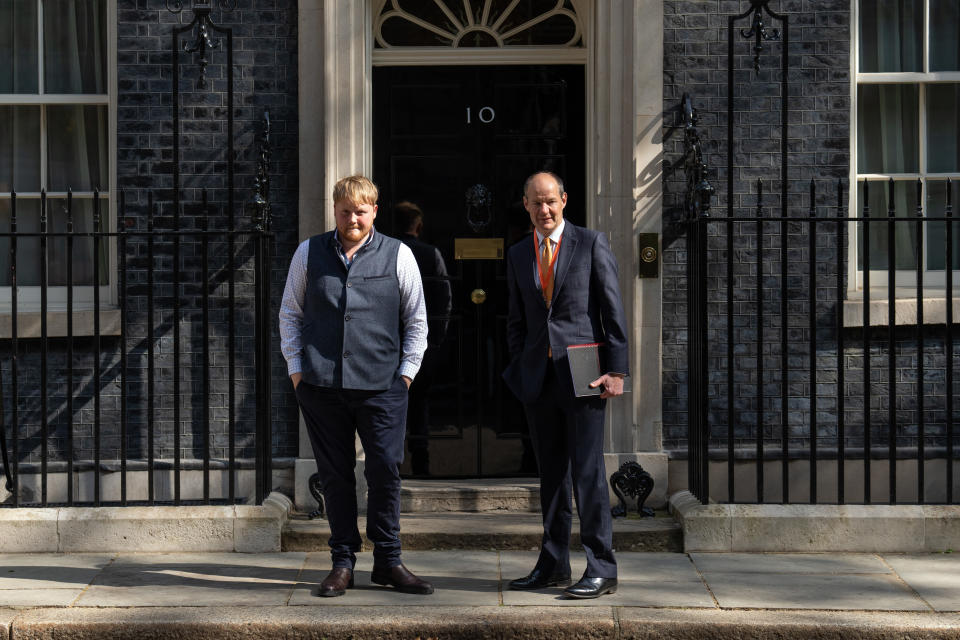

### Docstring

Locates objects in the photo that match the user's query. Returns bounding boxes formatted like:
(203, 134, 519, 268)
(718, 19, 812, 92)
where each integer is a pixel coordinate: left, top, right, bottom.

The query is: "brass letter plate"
(638, 233, 659, 278)
(455, 238, 504, 260)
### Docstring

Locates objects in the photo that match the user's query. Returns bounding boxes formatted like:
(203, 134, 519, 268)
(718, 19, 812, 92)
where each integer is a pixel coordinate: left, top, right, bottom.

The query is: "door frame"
(372, 63, 588, 477)
(295, 0, 664, 507)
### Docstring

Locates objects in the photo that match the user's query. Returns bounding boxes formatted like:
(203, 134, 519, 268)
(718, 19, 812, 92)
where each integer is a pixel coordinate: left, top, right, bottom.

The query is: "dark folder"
(566, 343, 604, 397)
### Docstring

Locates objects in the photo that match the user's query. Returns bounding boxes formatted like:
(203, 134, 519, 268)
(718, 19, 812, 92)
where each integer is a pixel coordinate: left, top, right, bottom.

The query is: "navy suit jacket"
(503, 222, 629, 404)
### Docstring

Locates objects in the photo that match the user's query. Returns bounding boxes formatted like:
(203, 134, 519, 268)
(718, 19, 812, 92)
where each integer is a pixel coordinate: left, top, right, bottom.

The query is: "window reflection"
(857, 85, 919, 174)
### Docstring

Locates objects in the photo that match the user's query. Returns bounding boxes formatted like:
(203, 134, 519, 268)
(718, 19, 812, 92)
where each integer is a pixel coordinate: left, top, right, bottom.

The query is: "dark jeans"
(524, 364, 616, 579)
(296, 376, 409, 569)
(406, 345, 440, 474)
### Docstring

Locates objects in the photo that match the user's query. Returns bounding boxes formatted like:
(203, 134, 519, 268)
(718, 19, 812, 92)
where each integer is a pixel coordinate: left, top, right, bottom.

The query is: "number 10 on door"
(466, 106, 495, 124)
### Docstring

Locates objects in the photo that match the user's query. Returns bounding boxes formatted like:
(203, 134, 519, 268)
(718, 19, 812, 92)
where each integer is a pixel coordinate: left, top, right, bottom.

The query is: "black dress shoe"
(563, 576, 618, 599)
(508, 568, 572, 590)
(371, 563, 435, 595)
(315, 567, 354, 597)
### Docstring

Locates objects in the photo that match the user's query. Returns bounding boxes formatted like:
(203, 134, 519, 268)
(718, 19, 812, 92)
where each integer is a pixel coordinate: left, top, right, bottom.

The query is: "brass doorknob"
(470, 288, 487, 305)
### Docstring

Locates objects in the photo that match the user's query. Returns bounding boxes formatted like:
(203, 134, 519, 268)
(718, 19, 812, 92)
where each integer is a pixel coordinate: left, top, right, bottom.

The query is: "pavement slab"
(74, 552, 306, 607)
(881, 554, 960, 612)
(0, 553, 114, 607)
(691, 552, 892, 574)
(499, 551, 715, 608)
(289, 550, 501, 605)
(705, 572, 931, 610)
(0, 550, 959, 639)
(0, 553, 114, 589)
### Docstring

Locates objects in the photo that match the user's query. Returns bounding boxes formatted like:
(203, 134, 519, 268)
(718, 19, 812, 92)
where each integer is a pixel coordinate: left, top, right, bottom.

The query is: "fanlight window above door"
(374, 0, 584, 48)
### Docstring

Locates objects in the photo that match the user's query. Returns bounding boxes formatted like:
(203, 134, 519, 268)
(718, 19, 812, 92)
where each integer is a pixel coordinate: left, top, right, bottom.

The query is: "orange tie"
(540, 238, 554, 307)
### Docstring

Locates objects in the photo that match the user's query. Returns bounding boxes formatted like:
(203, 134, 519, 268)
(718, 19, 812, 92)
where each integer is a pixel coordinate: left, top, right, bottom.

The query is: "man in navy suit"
(503, 171, 629, 599)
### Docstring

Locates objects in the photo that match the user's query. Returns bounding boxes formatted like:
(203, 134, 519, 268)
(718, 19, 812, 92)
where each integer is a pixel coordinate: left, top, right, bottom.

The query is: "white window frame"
(0, 0, 117, 315)
(849, 0, 960, 302)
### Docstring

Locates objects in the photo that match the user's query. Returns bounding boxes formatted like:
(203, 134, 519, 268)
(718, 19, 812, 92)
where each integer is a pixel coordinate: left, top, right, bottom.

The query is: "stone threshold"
(669, 490, 960, 552)
(400, 478, 541, 512)
(6, 606, 960, 640)
(283, 510, 683, 552)
(0, 492, 292, 553)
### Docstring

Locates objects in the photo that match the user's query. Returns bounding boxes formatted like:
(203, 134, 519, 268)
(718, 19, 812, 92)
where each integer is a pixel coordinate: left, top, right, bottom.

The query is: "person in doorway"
(395, 201, 452, 476)
(279, 175, 432, 597)
(502, 171, 629, 599)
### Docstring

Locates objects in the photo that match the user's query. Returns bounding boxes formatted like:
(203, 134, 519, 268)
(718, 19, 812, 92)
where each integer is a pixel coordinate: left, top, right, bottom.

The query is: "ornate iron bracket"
(183, 10, 219, 87)
(250, 111, 273, 231)
(610, 461, 655, 518)
(166, 0, 237, 15)
(682, 94, 715, 220)
(740, 0, 782, 73)
(166, 1, 236, 88)
(307, 473, 326, 519)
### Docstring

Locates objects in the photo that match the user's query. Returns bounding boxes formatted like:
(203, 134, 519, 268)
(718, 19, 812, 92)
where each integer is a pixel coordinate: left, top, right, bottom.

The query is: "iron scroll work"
(609, 461, 654, 518)
(682, 94, 714, 220)
(307, 473, 326, 519)
(740, 0, 782, 73)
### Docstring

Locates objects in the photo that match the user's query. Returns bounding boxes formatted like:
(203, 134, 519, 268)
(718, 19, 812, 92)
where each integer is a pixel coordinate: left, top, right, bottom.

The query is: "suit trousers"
(296, 377, 409, 570)
(524, 364, 617, 579)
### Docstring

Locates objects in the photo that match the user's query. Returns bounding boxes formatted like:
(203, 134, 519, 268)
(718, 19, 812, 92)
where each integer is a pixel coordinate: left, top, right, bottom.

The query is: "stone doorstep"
(296, 455, 670, 514)
(669, 490, 960, 553)
(7, 607, 960, 640)
(282, 511, 683, 552)
(400, 478, 541, 512)
(0, 493, 292, 554)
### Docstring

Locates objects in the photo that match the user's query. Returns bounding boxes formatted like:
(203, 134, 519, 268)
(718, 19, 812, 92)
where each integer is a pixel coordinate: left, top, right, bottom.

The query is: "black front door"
(373, 64, 585, 477)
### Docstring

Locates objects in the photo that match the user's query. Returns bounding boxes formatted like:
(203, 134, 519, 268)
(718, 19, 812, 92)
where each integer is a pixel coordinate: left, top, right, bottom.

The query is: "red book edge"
(567, 342, 606, 349)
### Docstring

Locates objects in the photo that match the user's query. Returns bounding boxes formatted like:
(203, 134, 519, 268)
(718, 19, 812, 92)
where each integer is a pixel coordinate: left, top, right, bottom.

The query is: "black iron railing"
(0, 188, 273, 507)
(686, 176, 959, 505)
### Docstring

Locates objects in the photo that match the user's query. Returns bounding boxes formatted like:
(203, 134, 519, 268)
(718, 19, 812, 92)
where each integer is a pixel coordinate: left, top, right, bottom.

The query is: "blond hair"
(333, 175, 378, 206)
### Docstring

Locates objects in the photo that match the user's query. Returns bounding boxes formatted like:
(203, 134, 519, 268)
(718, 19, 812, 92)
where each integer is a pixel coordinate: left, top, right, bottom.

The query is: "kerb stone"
(58, 506, 236, 553)
(670, 491, 959, 552)
(729, 504, 926, 552)
(234, 493, 292, 552)
(668, 490, 732, 551)
(0, 509, 60, 553)
(923, 505, 960, 553)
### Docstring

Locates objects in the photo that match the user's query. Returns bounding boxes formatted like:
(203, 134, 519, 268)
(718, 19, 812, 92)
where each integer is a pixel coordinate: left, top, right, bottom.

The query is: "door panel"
(373, 65, 585, 478)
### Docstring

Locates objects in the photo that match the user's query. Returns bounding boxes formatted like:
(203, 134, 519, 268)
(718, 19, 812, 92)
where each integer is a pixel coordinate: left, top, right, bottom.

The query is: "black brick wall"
(663, 0, 860, 454)
(664, 0, 960, 464)
(4, 0, 299, 473)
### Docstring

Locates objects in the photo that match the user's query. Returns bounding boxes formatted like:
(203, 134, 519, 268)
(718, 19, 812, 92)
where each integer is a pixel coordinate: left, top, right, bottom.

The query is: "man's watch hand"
(290, 372, 302, 390)
(589, 373, 624, 399)
(401, 375, 412, 389)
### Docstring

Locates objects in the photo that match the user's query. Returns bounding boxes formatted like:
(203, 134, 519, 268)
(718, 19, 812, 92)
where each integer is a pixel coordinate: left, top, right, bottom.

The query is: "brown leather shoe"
(371, 563, 434, 595)
(315, 567, 354, 597)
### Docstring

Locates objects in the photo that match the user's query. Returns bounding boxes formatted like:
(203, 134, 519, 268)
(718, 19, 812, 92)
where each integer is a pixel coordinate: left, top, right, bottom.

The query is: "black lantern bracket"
(166, 0, 237, 87)
(682, 94, 714, 220)
(740, 0, 782, 73)
(250, 111, 273, 231)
